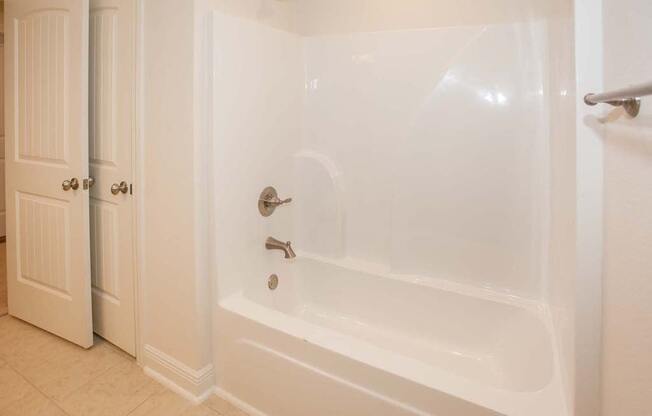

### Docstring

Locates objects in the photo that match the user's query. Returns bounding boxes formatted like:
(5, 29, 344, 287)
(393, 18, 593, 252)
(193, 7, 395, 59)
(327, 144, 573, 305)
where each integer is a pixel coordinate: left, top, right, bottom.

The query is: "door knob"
(62, 178, 80, 191)
(111, 181, 129, 195)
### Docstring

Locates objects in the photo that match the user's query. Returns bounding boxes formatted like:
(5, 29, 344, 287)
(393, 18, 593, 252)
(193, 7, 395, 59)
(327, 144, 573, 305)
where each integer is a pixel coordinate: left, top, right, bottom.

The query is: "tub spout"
(266, 237, 296, 259)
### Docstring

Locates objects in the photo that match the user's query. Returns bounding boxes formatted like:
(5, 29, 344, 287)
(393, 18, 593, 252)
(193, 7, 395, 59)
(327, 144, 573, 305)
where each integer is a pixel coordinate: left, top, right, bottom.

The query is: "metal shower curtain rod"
(585, 80, 652, 117)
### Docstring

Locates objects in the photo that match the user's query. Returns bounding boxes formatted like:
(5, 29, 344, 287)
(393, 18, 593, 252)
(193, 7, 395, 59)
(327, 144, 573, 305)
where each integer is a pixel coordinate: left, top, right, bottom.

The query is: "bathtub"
(213, 254, 568, 416)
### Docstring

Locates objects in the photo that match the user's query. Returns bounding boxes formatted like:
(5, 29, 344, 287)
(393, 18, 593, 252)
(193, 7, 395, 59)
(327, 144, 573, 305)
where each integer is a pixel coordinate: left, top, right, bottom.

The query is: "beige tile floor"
(0, 316, 248, 416)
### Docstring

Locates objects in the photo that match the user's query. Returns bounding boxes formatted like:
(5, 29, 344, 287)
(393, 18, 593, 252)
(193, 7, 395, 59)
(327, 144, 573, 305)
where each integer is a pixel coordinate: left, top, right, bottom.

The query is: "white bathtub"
(213, 254, 568, 416)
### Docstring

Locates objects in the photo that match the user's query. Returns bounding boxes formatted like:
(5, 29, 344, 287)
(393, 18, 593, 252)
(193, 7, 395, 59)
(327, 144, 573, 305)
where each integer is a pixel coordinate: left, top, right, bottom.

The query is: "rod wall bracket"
(584, 94, 641, 118)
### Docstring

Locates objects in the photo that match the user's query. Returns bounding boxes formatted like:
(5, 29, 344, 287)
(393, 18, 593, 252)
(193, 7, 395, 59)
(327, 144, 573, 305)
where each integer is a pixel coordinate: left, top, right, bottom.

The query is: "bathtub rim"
(217, 292, 569, 416)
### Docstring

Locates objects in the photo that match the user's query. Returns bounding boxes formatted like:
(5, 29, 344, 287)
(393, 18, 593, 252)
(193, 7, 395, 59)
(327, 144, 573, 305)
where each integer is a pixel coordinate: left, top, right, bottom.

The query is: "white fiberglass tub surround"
(211, 4, 573, 416)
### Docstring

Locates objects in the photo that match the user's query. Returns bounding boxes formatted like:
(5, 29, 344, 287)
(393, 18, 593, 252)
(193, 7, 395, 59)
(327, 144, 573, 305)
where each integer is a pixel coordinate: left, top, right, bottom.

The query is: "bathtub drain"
(268, 274, 279, 290)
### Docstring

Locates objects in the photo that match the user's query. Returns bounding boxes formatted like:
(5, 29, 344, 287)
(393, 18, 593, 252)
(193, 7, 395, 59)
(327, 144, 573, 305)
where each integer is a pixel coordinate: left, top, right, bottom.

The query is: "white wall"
(201, 0, 296, 32)
(294, 0, 569, 35)
(572, 2, 605, 415)
(141, 0, 213, 398)
(601, 0, 652, 414)
(137, 0, 298, 401)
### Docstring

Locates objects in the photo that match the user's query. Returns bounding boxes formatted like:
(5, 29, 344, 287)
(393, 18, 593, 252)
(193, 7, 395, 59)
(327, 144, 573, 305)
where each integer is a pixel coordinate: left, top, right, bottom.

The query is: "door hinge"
(130, 183, 133, 195)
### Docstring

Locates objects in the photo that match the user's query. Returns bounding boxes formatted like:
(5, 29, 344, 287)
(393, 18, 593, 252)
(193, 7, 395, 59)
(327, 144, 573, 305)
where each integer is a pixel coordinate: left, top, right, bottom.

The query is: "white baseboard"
(213, 386, 268, 416)
(142, 344, 214, 404)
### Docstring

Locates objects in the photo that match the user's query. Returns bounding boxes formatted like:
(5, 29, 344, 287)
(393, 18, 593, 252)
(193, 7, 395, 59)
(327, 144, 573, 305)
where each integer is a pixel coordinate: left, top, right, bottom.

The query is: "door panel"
(5, 0, 93, 348)
(18, 193, 70, 296)
(89, 0, 136, 356)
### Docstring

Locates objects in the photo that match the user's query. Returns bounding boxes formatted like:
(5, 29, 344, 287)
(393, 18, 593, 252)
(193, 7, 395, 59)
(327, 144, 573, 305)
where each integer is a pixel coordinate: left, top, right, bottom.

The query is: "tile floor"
(0, 316, 248, 416)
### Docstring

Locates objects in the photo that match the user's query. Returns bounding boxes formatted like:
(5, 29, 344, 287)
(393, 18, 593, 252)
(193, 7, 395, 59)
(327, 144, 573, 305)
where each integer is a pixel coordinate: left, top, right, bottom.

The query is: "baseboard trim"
(213, 386, 268, 416)
(142, 344, 214, 404)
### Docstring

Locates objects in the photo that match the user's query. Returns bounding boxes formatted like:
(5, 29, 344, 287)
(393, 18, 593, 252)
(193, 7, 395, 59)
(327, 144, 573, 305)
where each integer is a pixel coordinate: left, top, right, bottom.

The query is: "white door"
(5, 0, 93, 348)
(89, 0, 136, 355)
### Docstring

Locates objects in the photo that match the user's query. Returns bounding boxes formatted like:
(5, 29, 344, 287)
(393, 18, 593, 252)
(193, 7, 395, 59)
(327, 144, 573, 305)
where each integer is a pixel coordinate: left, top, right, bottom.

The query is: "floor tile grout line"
(50, 347, 137, 407)
(0, 316, 139, 414)
(124, 391, 173, 416)
(123, 384, 168, 416)
(51, 352, 163, 416)
(44, 358, 162, 416)
(26, 352, 157, 416)
(1, 316, 193, 416)
(1, 357, 74, 416)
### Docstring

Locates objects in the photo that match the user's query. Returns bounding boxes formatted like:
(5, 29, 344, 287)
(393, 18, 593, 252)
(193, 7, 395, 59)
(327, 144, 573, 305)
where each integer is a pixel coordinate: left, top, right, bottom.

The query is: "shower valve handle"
(258, 186, 292, 217)
(265, 197, 292, 207)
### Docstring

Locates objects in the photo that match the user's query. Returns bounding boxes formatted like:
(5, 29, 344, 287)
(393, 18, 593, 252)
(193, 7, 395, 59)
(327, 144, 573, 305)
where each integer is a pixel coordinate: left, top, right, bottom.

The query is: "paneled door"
(88, 0, 136, 356)
(5, 0, 93, 348)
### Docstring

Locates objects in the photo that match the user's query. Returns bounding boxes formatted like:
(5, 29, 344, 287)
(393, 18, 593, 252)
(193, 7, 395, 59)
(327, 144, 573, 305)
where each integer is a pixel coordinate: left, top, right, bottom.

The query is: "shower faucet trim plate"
(259, 186, 292, 217)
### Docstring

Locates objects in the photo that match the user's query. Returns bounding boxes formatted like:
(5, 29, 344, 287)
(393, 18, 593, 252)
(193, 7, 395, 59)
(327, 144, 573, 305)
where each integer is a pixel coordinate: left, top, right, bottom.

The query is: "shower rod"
(585, 80, 652, 117)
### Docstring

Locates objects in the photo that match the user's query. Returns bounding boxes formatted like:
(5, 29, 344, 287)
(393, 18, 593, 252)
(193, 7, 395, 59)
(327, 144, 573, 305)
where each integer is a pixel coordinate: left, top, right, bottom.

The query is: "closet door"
(5, 0, 93, 348)
(89, 0, 136, 356)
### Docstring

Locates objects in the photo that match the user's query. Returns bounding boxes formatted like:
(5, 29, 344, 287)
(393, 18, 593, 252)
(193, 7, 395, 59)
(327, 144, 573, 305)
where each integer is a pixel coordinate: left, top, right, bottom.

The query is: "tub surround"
(135, 0, 585, 414)
(210, 6, 571, 416)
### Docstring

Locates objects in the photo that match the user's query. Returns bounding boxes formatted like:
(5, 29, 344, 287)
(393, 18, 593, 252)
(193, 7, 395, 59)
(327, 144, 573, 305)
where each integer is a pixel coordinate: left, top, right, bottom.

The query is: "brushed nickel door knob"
(111, 181, 129, 195)
(62, 178, 80, 191)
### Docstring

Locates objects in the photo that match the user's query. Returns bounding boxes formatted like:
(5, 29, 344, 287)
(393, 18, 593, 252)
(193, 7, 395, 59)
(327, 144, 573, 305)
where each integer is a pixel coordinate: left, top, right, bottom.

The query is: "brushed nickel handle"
(62, 178, 80, 191)
(111, 181, 129, 195)
(267, 197, 293, 207)
(258, 186, 293, 217)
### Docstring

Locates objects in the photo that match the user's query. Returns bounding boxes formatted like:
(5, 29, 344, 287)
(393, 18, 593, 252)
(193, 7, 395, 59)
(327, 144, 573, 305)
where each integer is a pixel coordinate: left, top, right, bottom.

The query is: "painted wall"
(294, 0, 569, 35)
(141, 0, 213, 397)
(572, 2, 605, 415)
(601, 0, 652, 414)
(138, 0, 298, 400)
(201, 0, 296, 32)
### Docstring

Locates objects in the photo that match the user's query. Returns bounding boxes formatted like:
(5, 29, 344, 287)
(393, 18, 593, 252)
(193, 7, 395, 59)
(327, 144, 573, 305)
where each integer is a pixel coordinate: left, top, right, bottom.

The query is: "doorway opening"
(3, 0, 137, 356)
